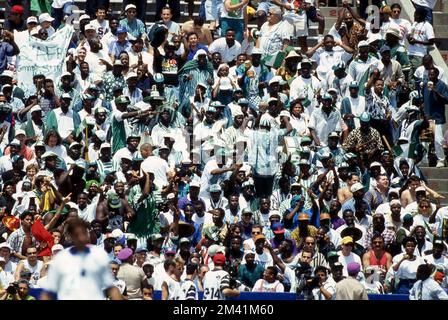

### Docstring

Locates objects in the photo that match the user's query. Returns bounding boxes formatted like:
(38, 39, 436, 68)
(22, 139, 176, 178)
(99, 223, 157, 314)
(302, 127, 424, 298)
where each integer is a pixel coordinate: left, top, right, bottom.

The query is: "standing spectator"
(4, 5, 26, 32)
(220, 0, 248, 43)
(209, 29, 242, 65)
(40, 218, 122, 300)
(407, 7, 435, 81)
(0, 30, 20, 74)
(409, 263, 448, 300)
(335, 262, 368, 300)
(422, 68, 448, 167)
(120, 4, 146, 40)
(411, 0, 437, 24)
(256, 6, 290, 59)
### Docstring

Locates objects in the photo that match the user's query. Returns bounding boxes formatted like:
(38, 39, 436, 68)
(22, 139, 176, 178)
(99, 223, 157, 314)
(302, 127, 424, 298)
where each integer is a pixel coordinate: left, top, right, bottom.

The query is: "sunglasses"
(252, 231, 261, 235)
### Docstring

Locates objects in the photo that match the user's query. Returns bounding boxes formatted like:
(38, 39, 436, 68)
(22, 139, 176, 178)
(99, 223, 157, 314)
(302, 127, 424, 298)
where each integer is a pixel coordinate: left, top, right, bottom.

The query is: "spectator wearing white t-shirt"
(389, 4, 412, 46)
(407, 7, 435, 79)
(337, 236, 362, 277)
(209, 30, 242, 64)
(414, 54, 446, 84)
(252, 266, 284, 292)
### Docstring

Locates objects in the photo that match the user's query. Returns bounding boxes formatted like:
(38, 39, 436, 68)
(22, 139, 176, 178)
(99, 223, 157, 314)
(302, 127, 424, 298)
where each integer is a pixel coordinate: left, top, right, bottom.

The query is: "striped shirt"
(179, 279, 198, 300)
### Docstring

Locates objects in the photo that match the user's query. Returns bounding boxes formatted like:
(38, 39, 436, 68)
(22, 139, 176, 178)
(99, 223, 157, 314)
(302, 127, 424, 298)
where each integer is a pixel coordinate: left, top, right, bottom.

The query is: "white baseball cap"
(39, 13, 55, 23)
(125, 4, 137, 11)
(84, 24, 96, 32)
(27, 16, 38, 24)
(351, 182, 364, 193)
(79, 14, 91, 21)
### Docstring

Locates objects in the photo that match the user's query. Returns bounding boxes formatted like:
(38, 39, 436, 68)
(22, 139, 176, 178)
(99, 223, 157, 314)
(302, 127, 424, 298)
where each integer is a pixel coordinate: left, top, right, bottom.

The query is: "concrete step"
(420, 167, 448, 180)
(427, 179, 448, 191)
(434, 12, 448, 25)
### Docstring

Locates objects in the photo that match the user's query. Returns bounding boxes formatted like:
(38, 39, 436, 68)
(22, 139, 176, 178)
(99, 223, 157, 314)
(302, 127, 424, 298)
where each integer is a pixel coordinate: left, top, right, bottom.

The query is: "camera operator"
(312, 266, 336, 300)
(0, 279, 35, 300)
(265, 242, 318, 299)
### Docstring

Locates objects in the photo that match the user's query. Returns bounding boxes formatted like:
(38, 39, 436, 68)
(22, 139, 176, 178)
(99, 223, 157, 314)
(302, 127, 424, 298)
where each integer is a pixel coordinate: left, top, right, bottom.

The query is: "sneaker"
(436, 160, 446, 168)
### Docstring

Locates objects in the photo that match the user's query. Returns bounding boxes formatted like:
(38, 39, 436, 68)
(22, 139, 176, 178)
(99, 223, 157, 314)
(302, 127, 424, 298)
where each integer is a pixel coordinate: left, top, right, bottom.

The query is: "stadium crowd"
(0, 0, 448, 300)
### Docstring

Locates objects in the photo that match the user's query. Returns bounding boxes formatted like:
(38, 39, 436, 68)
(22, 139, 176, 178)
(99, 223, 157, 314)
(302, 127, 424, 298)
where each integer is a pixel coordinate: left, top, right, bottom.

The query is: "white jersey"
(179, 279, 198, 300)
(202, 269, 231, 300)
(164, 276, 182, 300)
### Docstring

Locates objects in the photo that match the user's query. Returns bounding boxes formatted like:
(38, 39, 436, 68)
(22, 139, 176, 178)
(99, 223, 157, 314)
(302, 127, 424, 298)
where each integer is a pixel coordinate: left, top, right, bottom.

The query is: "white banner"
(15, 26, 74, 97)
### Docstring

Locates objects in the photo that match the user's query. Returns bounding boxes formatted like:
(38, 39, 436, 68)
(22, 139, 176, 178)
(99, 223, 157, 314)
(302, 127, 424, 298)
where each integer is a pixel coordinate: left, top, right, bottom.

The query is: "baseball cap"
(100, 142, 111, 151)
(416, 186, 426, 193)
(298, 213, 309, 221)
(79, 14, 91, 21)
(351, 182, 364, 193)
(165, 247, 176, 255)
(328, 131, 339, 139)
(359, 112, 371, 122)
(320, 213, 331, 220)
(189, 180, 201, 188)
(269, 76, 282, 85)
(272, 222, 285, 234)
(152, 233, 164, 241)
(370, 161, 382, 168)
(125, 4, 137, 11)
(268, 210, 281, 219)
(0, 242, 12, 251)
(238, 98, 249, 105)
(357, 40, 369, 48)
(0, 70, 14, 79)
(349, 81, 359, 88)
(30, 105, 42, 114)
(322, 93, 332, 101)
(11, 5, 24, 15)
(84, 24, 96, 31)
(402, 213, 413, 222)
(26, 16, 38, 24)
(331, 262, 344, 270)
(39, 13, 55, 23)
(108, 193, 122, 209)
(254, 234, 266, 242)
(9, 139, 20, 146)
(135, 247, 148, 253)
(179, 237, 190, 244)
(117, 248, 134, 261)
(241, 208, 253, 215)
(126, 72, 138, 81)
(116, 27, 127, 34)
(14, 129, 26, 137)
(386, 28, 400, 38)
(213, 253, 226, 265)
(341, 236, 354, 245)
